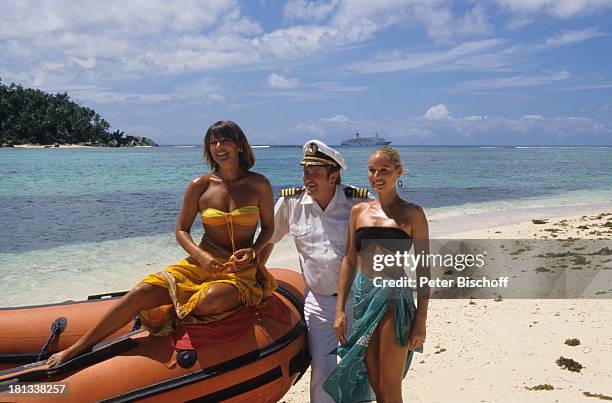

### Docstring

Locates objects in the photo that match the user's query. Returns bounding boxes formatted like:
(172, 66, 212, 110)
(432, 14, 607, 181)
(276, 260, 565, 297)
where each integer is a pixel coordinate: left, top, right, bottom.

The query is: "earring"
(238, 149, 243, 153)
(397, 180, 403, 188)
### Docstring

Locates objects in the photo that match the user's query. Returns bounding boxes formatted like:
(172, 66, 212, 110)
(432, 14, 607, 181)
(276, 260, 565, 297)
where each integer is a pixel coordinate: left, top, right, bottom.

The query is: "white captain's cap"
(300, 139, 347, 171)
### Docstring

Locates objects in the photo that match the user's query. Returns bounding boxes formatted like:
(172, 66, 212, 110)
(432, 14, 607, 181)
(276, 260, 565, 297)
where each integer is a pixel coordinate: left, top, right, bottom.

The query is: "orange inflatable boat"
(0, 293, 135, 371)
(0, 268, 309, 402)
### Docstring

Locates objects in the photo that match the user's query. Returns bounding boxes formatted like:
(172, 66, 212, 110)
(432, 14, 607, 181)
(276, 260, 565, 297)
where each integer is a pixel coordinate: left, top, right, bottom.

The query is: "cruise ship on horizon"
(340, 132, 391, 146)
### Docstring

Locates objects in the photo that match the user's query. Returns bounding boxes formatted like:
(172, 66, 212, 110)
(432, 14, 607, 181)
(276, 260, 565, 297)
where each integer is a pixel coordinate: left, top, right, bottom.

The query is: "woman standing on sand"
(48, 120, 277, 366)
(324, 147, 429, 402)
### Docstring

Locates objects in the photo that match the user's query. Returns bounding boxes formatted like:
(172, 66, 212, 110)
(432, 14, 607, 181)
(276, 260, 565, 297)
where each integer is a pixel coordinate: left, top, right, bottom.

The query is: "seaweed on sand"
(525, 384, 554, 391)
(564, 338, 580, 346)
(556, 356, 583, 372)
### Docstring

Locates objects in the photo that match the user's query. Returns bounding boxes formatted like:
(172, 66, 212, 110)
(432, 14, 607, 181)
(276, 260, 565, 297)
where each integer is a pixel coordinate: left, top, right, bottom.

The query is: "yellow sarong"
(139, 236, 277, 336)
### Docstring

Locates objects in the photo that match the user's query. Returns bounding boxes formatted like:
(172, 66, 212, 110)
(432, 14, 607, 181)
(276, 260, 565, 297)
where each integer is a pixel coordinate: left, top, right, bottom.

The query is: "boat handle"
(37, 317, 68, 361)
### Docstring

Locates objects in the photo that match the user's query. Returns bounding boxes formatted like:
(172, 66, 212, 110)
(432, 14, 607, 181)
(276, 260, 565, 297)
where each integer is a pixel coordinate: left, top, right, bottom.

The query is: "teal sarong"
(323, 271, 423, 402)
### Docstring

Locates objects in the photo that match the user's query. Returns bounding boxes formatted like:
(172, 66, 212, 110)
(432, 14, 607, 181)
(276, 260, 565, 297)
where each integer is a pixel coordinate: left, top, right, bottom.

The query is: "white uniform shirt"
(270, 185, 370, 295)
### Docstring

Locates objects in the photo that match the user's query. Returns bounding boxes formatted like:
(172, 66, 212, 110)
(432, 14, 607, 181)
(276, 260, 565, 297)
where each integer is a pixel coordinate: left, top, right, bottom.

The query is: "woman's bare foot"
(46, 345, 83, 368)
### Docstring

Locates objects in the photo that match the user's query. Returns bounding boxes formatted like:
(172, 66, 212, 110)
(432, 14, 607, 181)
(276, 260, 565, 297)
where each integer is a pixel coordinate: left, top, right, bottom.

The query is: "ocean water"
(1, 145, 612, 305)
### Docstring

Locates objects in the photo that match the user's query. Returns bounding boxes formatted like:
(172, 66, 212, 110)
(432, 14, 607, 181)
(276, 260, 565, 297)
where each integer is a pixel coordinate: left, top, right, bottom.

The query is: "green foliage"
(0, 78, 125, 145)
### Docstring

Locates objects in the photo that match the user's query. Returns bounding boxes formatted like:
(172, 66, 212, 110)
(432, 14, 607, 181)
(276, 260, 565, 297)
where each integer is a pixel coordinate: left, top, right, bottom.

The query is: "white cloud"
(456, 70, 571, 91)
(0, 0, 260, 87)
(41, 62, 64, 72)
(506, 16, 534, 30)
(1, 0, 503, 93)
(69, 57, 97, 70)
(5, 0, 494, 88)
(542, 28, 608, 47)
(58, 78, 226, 104)
(329, 1, 494, 45)
(266, 73, 299, 89)
(424, 104, 450, 120)
(71, 89, 226, 104)
(565, 82, 612, 90)
(321, 114, 350, 123)
(410, 3, 492, 43)
(0, 1, 237, 39)
(382, 110, 610, 145)
(208, 93, 226, 101)
(294, 122, 325, 136)
(311, 82, 369, 93)
(457, 4, 492, 37)
(349, 39, 507, 74)
(495, 0, 612, 18)
(3, 0, 608, 93)
(284, 0, 338, 23)
(2, 0, 610, 137)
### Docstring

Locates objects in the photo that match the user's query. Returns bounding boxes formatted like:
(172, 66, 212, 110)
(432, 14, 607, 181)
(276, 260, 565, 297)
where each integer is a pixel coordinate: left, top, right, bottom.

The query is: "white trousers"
(304, 290, 354, 403)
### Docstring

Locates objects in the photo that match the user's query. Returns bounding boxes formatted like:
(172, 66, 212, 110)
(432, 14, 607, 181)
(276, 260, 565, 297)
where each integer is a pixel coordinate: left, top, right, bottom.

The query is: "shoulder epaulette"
(343, 185, 369, 198)
(280, 186, 305, 197)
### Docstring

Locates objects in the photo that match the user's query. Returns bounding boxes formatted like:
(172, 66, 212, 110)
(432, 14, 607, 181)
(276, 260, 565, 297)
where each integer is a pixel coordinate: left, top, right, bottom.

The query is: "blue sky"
(1, 0, 611, 145)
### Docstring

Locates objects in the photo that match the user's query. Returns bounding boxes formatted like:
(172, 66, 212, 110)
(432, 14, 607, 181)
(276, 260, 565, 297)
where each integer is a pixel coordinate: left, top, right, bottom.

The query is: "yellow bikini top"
(201, 205, 260, 226)
(200, 205, 260, 252)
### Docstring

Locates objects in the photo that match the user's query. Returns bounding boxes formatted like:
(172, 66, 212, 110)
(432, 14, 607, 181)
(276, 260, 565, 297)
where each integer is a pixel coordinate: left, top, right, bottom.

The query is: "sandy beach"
(276, 208, 612, 403)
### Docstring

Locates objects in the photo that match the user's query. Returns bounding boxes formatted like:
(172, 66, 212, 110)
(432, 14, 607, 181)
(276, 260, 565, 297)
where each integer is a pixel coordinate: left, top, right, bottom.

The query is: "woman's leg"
(375, 302, 410, 403)
(191, 283, 243, 316)
(365, 323, 382, 398)
(47, 283, 171, 367)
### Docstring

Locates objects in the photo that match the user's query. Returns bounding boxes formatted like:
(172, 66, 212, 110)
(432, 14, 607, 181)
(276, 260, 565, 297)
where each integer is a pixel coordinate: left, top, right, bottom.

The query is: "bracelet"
(251, 249, 257, 261)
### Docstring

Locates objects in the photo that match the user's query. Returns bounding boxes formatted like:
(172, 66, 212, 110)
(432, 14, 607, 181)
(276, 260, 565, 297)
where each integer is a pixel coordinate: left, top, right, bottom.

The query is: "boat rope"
(37, 317, 67, 361)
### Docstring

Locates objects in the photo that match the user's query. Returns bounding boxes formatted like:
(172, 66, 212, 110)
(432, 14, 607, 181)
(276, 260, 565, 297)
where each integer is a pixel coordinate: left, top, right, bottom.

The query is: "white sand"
(279, 209, 612, 402)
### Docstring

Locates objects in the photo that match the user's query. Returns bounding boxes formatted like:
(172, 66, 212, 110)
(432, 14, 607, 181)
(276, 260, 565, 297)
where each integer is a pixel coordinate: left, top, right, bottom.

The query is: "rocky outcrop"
(121, 135, 158, 147)
(103, 135, 157, 147)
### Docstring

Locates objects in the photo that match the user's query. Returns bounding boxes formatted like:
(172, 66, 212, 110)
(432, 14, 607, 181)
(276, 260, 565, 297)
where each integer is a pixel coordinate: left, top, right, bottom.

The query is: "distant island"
(0, 79, 157, 148)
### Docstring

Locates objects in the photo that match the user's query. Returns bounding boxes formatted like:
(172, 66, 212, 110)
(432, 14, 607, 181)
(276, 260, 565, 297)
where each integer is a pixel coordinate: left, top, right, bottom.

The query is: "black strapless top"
(355, 226, 412, 252)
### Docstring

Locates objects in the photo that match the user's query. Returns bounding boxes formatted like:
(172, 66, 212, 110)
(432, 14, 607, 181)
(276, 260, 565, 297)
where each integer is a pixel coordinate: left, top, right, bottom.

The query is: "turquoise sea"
(1, 145, 612, 305)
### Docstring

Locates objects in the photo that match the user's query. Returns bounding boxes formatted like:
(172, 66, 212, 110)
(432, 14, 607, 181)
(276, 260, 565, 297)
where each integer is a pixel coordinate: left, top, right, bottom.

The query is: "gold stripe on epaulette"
(280, 187, 305, 197)
(343, 186, 368, 198)
(343, 186, 369, 198)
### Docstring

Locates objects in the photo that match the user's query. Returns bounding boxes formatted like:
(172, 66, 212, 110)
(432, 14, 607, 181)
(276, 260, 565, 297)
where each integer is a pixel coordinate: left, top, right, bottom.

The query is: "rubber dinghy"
(0, 268, 310, 402)
(0, 292, 136, 372)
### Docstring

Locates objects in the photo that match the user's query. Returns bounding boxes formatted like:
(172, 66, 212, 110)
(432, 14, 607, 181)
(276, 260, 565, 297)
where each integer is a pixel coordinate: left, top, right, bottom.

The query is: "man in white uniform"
(260, 140, 370, 403)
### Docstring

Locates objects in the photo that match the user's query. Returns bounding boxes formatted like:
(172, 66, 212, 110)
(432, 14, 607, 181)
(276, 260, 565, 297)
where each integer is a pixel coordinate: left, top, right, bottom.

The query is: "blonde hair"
(374, 146, 403, 175)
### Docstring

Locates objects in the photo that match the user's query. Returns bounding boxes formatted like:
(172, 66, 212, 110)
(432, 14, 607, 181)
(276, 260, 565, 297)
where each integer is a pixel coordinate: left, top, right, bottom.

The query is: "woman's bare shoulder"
(246, 171, 270, 182)
(246, 171, 273, 189)
(400, 200, 426, 220)
(351, 200, 372, 215)
(186, 174, 212, 193)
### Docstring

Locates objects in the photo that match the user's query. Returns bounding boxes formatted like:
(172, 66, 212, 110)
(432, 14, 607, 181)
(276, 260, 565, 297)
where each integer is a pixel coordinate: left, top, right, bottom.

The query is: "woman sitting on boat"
(48, 120, 277, 367)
